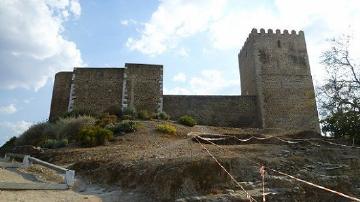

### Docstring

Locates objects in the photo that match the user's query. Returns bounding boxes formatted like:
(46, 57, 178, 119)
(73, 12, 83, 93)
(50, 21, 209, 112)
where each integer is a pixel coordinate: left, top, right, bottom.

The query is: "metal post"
(65, 170, 75, 186)
(22, 155, 31, 168)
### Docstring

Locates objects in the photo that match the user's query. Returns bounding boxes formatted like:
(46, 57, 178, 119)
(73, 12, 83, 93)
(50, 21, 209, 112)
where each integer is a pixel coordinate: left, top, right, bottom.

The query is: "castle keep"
(49, 29, 320, 132)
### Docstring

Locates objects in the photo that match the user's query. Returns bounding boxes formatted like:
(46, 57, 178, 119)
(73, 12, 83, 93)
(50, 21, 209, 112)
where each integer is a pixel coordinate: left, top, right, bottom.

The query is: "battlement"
(240, 28, 305, 54)
(250, 28, 304, 36)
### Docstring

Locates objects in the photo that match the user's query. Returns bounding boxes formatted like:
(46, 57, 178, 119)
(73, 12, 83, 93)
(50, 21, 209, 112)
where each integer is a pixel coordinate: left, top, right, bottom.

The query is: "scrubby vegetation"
(105, 120, 138, 134)
(7, 107, 181, 149)
(42, 139, 68, 149)
(137, 110, 151, 120)
(157, 112, 170, 120)
(156, 123, 176, 135)
(77, 126, 113, 147)
(61, 108, 97, 119)
(96, 114, 118, 127)
(16, 122, 49, 146)
(0, 136, 17, 154)
(122, 107, 137, 119)
(15, 116, 96, 147)
(178, 115, 197, 127)
(56, 116, 96, 140)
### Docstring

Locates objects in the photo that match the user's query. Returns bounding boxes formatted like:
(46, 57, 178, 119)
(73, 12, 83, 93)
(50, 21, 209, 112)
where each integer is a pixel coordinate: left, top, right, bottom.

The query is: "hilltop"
(24, 120, 360, 201)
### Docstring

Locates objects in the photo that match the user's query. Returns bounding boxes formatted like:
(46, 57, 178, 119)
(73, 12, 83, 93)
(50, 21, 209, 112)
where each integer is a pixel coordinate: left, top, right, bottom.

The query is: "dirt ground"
(0, 163, 149, 201)
(0, 167, 101, 202)
(22, 120, 360, 201)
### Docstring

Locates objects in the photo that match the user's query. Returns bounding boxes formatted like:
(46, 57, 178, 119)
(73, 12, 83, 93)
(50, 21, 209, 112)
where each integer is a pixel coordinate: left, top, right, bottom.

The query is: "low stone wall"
(163, 95, 258, 127)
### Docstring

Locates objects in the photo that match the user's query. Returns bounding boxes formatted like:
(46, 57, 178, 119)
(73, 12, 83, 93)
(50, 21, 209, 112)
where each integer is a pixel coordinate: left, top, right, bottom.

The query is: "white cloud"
(126, 0, 226, 56)
(0, 0, 84, 91)
(121, 19, 138, 26)
(70, 0, 81, 16)
(129, 0, 360, 52)
(176, 47, 189, 57)
(126, 0, 360, 84)
(0, 104, 17, 114)
(165, 87, 191, 95)
(23, 98, 34, 104)
(173, 72, 187, 82)
(0, 121, 32, 135)
(166, 70, 239, 95)
(121, 20, 129, 26)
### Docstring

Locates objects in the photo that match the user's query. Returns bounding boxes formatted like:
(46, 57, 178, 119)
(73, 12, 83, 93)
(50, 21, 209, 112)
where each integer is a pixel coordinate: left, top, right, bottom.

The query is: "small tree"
(319, 35, 360, 143)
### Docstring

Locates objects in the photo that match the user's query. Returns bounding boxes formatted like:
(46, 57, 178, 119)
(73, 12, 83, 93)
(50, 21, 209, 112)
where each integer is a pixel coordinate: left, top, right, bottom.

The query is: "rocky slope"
(37, 121, 360, 201)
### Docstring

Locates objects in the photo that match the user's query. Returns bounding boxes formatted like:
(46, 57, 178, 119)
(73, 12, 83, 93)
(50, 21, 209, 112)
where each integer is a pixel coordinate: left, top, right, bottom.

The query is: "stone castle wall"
(163, 95, 258, 127)
(71, 68, 124, 114)
(125, 63, 163, 113)
(49, 29, 320, 132)
(239, 29, 320, 132)
(49, 72, 73, 121)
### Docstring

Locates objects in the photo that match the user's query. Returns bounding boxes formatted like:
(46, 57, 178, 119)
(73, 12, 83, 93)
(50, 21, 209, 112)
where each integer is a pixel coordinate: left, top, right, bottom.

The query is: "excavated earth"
(36, 120, 360, 202)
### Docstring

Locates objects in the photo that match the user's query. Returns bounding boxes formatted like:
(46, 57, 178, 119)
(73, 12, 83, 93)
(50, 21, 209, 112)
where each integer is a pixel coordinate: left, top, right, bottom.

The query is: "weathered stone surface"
(49, 72, 72, 121)
(239, 29, 320, 132)
(163, 95, 257, 127)
(72, 68, 124, 114)
(125, 63, 163, 113)
(49, 29, 320, 132)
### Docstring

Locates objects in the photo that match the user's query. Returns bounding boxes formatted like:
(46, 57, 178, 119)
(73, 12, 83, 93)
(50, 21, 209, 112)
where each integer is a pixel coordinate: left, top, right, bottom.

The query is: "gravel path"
(0, 167, 102, 202)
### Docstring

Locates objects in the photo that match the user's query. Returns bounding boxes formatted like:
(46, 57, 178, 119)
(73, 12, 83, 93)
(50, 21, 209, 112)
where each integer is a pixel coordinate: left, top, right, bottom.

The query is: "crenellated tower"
(239, 28, 320, 132)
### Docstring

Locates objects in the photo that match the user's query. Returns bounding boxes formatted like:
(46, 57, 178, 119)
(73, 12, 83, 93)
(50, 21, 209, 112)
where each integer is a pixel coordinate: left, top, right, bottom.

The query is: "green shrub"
(103, 105, 122, 117)
(56, 116, 96, 141)
(16, 122, 49, 146)
(156, 123, 176, 135)
(322, 111, 360, 144)
(42, 139, 68, 149)
(96, 114, 118, 127)
(157, 112, 170, 120)
(151, 113, 158, 119)
(121, 115, 134, 120)
(178, 115, 197, 127)
(0, 136, 17, 152)
(16, 116, 96, 147)
(122, 107, 136, 119)
(106, 120, 137, 134)
(137, 110, 150, 120)
(61, 108, 97, 119)
(42, 123, 59, 140)
(77, 126, 113, 147)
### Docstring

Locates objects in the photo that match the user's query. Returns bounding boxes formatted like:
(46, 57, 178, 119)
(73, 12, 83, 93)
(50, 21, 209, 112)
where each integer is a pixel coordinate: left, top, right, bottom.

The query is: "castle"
(49, 29, 320, 133)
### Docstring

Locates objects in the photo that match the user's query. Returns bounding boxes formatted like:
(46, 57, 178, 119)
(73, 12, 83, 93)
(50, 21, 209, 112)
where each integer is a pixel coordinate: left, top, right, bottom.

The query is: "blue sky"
(1, 0, 360, 145)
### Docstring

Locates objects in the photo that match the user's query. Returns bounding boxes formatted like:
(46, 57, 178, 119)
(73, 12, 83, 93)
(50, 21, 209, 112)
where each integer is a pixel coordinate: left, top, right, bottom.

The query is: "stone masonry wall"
(239, 37, 257, 96)
(239, 29, 320, 132)
(49, 72, 73, 121)
(49, 29, 320, 132)
(72, 68, 124, 114)
(125, 63, 163, 113)
(163, 95, 258, 127)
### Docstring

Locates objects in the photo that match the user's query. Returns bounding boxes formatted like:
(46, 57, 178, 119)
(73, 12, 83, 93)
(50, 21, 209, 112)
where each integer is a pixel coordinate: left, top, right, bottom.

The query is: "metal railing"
(5, 153, 75, 187)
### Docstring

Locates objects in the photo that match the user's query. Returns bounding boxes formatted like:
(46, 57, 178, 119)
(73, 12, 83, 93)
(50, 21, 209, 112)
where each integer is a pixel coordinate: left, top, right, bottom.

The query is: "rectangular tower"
(124, 63, 163, 113)
(239, 28, 320, 132)
(70, 68, 124, 114)
(49, 72, 73, 121)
